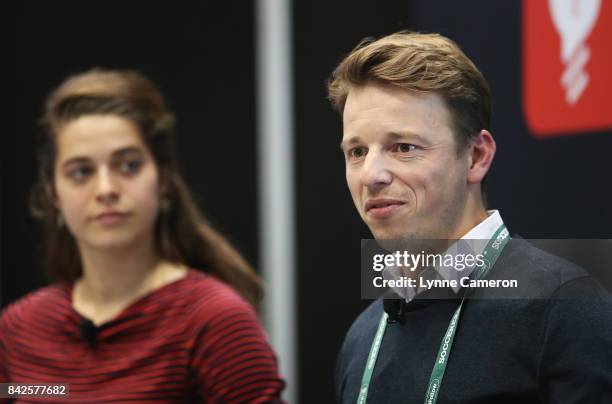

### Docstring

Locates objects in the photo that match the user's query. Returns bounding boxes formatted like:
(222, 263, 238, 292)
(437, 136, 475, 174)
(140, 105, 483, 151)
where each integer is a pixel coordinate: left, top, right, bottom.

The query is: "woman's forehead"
(56, 115, 147, 161)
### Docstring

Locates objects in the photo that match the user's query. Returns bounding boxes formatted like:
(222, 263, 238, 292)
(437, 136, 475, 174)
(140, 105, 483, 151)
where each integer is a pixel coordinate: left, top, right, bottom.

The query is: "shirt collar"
(383, 210, 505, 301)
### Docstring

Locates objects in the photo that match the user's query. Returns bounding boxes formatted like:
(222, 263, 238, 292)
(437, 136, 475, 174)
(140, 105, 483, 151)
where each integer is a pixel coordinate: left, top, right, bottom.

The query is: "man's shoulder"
(335, 299, 384, 400)
(493, 237, 608, 298)
(340, 299, 384, 354)
(339, 298, 383, 366)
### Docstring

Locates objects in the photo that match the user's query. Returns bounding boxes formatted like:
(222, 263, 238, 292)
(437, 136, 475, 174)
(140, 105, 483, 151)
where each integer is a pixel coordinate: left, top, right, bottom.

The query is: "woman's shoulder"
(180, 269, 258, 322)
(1, 283, 71, 328)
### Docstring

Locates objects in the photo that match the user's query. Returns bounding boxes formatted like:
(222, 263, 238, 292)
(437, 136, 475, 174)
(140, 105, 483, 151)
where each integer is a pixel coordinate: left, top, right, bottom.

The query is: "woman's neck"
(74, 239, 185, 313)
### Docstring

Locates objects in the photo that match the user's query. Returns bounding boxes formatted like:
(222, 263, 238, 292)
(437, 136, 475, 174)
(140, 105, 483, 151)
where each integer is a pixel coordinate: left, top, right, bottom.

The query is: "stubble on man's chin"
(374, 228, 454, 257)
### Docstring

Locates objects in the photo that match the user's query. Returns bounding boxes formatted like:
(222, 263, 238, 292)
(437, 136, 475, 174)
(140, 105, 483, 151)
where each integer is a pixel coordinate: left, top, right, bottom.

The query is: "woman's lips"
(93, 212, 130, 225)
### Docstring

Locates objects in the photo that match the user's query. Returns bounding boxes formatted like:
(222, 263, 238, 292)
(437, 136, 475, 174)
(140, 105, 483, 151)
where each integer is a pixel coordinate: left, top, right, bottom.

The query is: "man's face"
(341, 83, 471, 240)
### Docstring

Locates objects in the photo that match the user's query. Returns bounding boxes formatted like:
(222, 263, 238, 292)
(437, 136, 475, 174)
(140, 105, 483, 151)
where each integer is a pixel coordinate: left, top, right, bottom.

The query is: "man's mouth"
(365, 199, 406, 219)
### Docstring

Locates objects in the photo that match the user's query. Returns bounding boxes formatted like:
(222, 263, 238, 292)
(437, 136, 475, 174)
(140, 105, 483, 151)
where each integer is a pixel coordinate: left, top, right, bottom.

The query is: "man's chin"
(371, 223, 459, 256)
(370, 226, 416, 241)
(369, 220, 437, 241)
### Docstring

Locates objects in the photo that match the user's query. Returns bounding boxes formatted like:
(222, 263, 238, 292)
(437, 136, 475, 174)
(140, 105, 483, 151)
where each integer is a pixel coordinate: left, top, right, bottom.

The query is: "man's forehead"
(342, 84, 454, 140)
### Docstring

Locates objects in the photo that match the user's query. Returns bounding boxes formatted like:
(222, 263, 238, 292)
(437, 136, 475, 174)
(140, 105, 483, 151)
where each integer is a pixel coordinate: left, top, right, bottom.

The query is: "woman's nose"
(94, 167, 120, 205)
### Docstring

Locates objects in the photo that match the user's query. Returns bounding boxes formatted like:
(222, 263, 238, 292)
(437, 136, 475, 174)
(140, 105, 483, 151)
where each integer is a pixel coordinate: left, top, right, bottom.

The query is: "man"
(328, 32, 612, 403)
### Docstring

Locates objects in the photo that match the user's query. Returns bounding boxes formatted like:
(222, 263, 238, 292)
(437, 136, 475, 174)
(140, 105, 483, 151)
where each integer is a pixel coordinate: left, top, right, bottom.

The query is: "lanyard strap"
(357, 311, 389, 404)
(357, 224, 510, 404)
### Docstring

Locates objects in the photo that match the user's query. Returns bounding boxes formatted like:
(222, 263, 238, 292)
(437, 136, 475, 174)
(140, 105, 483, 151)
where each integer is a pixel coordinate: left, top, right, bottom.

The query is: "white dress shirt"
(382, 210, 505, 302)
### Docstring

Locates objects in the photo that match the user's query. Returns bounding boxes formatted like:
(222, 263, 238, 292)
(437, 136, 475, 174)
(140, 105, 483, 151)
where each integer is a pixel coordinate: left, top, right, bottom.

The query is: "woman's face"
(52, 114, 161, 253)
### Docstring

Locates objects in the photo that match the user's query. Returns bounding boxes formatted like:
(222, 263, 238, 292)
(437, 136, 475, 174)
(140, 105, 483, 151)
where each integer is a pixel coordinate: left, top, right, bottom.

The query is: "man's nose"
(361, 150, 392, 192)
(95, 166, 120, 205)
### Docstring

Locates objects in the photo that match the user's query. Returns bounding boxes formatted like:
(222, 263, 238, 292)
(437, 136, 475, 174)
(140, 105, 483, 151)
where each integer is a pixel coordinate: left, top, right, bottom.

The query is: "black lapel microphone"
(383, 293, 406, 324)
(79, 318, 98, 347)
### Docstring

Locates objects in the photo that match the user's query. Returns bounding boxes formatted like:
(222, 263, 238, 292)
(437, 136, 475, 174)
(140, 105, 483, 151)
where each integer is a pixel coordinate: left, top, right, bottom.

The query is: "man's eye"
(119, 159, 142, 174)
(348, 147, 367, 159)
(392, 143, 417, 153)
(69, 166, 93, 181)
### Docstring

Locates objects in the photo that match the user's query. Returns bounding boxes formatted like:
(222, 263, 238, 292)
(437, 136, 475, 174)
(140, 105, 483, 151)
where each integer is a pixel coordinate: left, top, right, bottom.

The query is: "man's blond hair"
(328, 31, 491, 152)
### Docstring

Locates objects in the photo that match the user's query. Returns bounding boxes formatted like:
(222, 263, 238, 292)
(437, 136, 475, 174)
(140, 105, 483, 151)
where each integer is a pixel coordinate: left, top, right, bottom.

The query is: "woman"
(0, 69, 285, 403)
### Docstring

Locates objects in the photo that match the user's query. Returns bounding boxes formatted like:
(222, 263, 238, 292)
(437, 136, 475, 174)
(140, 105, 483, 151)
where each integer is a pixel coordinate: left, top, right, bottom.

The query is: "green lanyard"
(357, 224, 510, 404)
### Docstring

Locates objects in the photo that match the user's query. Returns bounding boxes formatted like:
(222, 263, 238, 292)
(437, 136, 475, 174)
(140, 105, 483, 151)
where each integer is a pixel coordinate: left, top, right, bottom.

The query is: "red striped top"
(0, 269, 285, 403)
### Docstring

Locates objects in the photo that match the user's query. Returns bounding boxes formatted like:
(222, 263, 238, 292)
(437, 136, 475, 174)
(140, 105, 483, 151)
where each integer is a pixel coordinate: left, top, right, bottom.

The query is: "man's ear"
(467, 129, 496, 184)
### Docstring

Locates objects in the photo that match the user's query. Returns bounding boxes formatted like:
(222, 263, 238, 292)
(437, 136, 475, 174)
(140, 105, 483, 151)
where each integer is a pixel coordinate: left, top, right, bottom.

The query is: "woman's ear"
(157, 169, 169, 197)
(157, 171, 174, 214)
(45, 183, 60, 209)
(467, 129, 496, 184)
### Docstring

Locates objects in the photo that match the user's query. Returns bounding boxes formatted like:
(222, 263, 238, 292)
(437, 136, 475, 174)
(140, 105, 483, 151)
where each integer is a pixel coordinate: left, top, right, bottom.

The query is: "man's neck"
(448, 191, 488, 240)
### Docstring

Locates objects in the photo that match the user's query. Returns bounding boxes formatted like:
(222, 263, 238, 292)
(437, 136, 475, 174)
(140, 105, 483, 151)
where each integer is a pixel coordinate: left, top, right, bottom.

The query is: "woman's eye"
(392, 143, 417, 153)
(119, 159, 142, 174)
(69, 166, 93, 181)
(348, 147, 367, 159)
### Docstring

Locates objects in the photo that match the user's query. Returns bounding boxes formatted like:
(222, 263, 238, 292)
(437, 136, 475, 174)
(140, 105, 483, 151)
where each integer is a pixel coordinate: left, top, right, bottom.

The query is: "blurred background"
(4, 1, 611, 402)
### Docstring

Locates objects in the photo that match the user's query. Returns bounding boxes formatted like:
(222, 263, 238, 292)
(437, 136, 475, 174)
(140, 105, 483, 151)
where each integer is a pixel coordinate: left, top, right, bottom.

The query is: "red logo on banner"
(523, 0, 612, 137)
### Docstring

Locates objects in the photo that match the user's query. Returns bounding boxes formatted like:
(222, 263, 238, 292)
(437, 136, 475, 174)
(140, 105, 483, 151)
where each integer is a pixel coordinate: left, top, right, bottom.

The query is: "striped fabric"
(0, 270, 285, 403)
